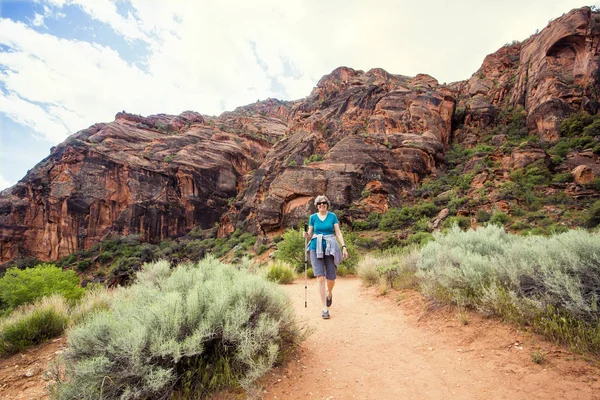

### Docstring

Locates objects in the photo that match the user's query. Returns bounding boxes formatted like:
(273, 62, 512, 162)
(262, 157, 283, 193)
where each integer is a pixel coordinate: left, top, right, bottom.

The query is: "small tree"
(274, 228, 305, 272)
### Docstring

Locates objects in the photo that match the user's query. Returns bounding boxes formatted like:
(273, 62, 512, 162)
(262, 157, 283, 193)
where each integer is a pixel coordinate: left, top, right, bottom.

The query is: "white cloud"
(0, 0, 598, 153)
(31, 13, 46, 27)
(0, 173, 14, 191)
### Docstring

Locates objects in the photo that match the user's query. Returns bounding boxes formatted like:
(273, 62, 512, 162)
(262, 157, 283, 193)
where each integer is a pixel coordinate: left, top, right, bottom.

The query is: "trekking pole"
(304, 224, 308, 308)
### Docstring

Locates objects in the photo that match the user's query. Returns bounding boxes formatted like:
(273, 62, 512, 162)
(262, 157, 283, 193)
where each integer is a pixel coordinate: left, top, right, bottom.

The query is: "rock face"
(2, 7, 600, 264)
(237, 67, 454, 233)
(456, 7, 600, 142)
(0, 108, 287, 262)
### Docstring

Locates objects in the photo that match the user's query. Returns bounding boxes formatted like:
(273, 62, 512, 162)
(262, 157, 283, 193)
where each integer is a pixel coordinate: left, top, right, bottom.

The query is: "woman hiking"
(304, 195, 348, 319)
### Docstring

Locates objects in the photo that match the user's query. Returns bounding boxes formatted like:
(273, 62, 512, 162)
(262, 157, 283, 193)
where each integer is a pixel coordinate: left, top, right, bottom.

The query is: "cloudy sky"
(0, 0, 597, 190)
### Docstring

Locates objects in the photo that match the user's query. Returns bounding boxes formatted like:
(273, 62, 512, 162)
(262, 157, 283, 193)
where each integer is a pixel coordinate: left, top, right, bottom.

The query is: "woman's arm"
(334, 223, 349, 259)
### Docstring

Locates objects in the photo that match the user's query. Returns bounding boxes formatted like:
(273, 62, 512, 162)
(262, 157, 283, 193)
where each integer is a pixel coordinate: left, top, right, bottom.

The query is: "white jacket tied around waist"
(307, 234, 343, 267)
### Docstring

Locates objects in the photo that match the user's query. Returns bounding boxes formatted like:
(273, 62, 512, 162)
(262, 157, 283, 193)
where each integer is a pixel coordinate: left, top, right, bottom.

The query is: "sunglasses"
(316, 202, 328, 206)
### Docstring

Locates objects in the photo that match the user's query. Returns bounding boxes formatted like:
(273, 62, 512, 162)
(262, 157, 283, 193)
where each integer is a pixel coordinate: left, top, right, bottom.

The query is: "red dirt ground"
(260, 277, 600, 400)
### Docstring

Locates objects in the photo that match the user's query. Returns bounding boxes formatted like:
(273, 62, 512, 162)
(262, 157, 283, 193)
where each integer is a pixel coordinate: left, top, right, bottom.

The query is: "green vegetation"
(0, 295, 70, 356)
(51, 257, 303, 399)
(418, 225, 600, 354)
(548, 111, 600, 159)
(586, 200, 600, 228)
(352, 212, 382, 231)
(356, 246, 421, 291)
(37, 229, 258, 285)
(0, 264, 85, 316)
(303, 154, 324, 165)
(357, 225, 600, 355)
(273, 228, 305, 272)
(378, 202, 438, 231)
(274, 227, 359, 273)
(264, 261, 295, 284)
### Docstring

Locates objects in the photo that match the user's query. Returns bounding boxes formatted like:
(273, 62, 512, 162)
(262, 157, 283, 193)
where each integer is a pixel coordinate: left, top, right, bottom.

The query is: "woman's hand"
(303, 231, 311, 239)
(342, 247, 349, 260)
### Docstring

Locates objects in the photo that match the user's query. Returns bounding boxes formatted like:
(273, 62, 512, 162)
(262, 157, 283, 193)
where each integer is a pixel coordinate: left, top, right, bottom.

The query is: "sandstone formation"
(0, 109, 286, 262)
(235, 67, 455, 233)
(456, 7, 600, 142)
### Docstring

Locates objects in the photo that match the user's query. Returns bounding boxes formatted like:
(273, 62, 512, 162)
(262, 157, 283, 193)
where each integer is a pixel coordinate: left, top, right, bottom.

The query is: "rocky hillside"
(2, 6, 600, 265)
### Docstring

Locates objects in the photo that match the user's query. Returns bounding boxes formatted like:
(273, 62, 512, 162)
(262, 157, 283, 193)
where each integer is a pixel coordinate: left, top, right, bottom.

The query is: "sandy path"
(261, 277, 600, 400)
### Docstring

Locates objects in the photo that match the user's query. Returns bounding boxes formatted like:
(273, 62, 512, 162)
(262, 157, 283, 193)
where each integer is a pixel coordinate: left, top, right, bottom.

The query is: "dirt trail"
(261, 277, 600, 400)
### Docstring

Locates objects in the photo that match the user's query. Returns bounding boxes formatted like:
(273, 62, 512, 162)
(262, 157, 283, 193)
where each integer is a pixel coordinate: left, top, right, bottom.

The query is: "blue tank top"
(308, 212, 339, 251)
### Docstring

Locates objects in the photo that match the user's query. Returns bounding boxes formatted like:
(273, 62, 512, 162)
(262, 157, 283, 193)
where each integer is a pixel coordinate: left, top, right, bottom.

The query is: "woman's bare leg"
(318, 276, 327, 308)
(327, 279, 335, 299)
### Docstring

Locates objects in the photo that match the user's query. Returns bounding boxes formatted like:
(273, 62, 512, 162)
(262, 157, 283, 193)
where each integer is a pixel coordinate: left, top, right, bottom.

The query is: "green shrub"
(69, 287, 114, 326)
(585, 178, 600, 191)
(489, 211, 512, 226)
(76, 259, 91, 272)
(340, 240, 360, 272)
(585, 200, 600, 228)
(476, 209, 491, 223)
(303, 154, 323, 165)
(356, 254, 383, 287)
(306, 267, 314, 279)
(0, 295, 69, 356)
(52, 257, 303, 399)
(560, 111, 595, 137)
(406, 232, 434, 247)
(441, 216, 470, 230)
(551, 173, 573, 184)
(356, 248, 421, 289)
(417, 225, 600, 353)
(379, 207, 412, 230)
(0, 264, 85, 312)
(353, 236, 376, 249)
(413, 216, 431, 232)
(336, 264, 351, 277)
(352, 212, 382, 231)
(274, 228, 305, 272)
(264, 262, 295, 284)
(256, 244, 269, 255)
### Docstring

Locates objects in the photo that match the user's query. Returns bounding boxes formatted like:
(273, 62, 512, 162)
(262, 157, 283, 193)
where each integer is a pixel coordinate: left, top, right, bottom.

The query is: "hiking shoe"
(326, 293, 333, 307)
(321, 310, 330, 319)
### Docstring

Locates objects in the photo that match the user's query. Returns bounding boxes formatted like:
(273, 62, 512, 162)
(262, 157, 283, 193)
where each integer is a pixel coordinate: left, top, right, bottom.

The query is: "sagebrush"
(51, 256, 303, 399)
(417, 225, 600, 353)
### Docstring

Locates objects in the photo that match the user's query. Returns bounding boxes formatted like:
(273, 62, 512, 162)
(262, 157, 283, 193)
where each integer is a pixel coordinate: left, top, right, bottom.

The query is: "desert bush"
(476, 209, 491, 223)
(0, 264, 85, 312)
(353, 236, 376, 250)
(352, 212, 382, 231)
(441, 216, 470, 230)
(340, 240, 360, 273)
(379, 207, 413, 230)
(489, 211, 512, 226)
(0, 295, 69, 356)
(51, 257, 302, 399)
(417, 225, 600, 353)
(406, 232, 434, 247)
(274, 228, 305, 272)
(586, 200, 600, 228)
(264, 261, 295, 284)
(357, 247, 420, 290)
(69, 287, 114, 325)
(356, 254, 384, 287)
(379, 203, 439, 231)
